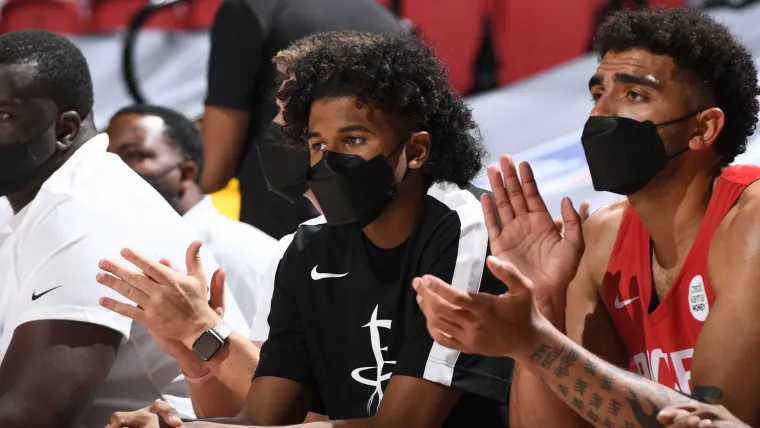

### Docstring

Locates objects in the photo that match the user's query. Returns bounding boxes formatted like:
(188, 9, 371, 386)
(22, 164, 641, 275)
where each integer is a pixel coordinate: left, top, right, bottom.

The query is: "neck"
(7, 125, 97, 214)
(627, 160, 715, 269)
(362, 173, 427, 249)
(177, 185, 205, 216)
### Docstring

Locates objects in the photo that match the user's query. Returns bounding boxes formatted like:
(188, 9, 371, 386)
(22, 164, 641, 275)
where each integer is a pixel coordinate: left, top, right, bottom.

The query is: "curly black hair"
(279, 30, 485, 186)
(594, 7, 759, 165)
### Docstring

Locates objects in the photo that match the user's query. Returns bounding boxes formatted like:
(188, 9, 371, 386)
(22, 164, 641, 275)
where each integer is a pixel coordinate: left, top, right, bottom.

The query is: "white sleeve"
(248, 232, 294, 342)
(14, 200, 134, 340)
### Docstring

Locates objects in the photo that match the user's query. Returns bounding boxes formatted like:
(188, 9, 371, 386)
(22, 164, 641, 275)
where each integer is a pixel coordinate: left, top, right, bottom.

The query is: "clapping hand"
(96, 240, 224, 349)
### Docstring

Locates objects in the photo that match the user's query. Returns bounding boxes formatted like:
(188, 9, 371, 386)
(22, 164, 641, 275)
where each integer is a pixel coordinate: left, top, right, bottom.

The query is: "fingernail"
(99, 298, 110, 308)
(121, 248, 131, 257)
(96, 273, 105, 282)
(412, 278, 420, 290)
(98, 260, 107, 269)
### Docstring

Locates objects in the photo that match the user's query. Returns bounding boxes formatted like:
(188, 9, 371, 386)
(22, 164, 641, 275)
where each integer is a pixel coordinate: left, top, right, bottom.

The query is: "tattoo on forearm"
(585, 359, 598, 376)
(625, 387, 663, 428)
(572, 397, 585, 411)
(600, 374, 613, 391)
(603, 419, 615, 428)
(555, 349, 578, 377)
(558, 384, 570, 397)
(587, 410, 600, 423)
(574, 378, 590, 396)
(608, 399, 622, 417)
(589, 392, 604, 410)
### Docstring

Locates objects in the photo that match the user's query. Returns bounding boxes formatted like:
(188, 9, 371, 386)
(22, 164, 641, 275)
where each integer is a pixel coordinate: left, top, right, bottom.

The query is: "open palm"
(481, 155, 585, 304)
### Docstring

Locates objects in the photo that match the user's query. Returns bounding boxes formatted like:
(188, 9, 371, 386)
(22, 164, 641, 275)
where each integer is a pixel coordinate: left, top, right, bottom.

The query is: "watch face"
(193, 330, 224, 361)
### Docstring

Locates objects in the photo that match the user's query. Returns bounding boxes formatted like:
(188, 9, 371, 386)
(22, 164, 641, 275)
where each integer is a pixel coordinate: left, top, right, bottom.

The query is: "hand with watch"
(95, 240, 233, 362)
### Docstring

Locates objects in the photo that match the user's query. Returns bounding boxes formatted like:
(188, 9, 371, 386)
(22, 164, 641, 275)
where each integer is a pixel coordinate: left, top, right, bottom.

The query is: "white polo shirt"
(0, 197, 10, 227)
(248, 215, 326, 342)
(183, 196, 279, 329)
(0, 134, 250, 428)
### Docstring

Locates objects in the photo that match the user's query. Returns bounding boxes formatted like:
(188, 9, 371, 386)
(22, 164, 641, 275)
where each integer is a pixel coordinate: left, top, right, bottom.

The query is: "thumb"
(209, 268, 226, 317)
(486, 256, 532, 295)
(185, 240, 207, 279)
(560, 197, 584, 251)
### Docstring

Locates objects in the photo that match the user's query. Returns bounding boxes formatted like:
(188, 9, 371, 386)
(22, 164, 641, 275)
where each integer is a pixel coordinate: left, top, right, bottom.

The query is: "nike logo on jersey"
(32, 285, 63, 301)
(311, 266, 348, 280)
(614, 295, 639, 309)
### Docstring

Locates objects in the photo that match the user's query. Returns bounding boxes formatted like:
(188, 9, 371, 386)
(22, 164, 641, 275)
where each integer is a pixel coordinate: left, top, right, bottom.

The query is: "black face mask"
(138, 165, 181, 212)
(0, 121, 57, 197)
(306, 144, 407, 228)
(581, 112, 697, 195)
(256, 122, 310, 203)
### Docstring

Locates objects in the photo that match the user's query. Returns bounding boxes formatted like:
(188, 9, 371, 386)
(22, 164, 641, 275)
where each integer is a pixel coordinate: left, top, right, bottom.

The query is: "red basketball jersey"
(601, 165, 760, 394)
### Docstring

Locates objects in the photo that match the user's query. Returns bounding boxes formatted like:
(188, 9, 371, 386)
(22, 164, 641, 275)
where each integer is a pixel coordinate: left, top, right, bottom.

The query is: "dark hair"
(594, 7, 759, 165)
(0, 30, 94, 118)
(112, 104, 204, 181)
(280, 31, 485, 186)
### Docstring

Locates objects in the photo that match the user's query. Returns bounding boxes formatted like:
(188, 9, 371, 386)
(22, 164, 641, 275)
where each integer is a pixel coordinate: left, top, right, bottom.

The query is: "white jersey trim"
(422, 183, 489, 386)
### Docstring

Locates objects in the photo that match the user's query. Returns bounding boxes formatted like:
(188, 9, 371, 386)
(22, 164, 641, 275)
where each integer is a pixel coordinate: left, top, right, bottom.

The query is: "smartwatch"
(191, 321, 234, 362)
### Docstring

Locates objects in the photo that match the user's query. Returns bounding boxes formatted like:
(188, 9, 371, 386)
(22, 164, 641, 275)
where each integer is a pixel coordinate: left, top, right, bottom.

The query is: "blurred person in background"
(0, 30, 249, 427)
(659, 402, 752, 428)
(413, 6, 760, 428)
(101, 30, 513, 428)
(201, 0, 398, 239)
(106, 104, 279, 330)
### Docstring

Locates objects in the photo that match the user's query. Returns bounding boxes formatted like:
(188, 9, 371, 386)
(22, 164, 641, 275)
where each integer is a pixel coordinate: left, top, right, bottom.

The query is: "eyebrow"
(588, 73, 661, 90)
(306, 124, 375, 139)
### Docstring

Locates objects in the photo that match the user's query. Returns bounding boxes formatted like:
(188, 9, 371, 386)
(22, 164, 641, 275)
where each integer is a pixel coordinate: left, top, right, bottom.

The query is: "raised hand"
(482, 155, 585, 310)
(96, 240, 224, 349)
(414, 255, 541, 358)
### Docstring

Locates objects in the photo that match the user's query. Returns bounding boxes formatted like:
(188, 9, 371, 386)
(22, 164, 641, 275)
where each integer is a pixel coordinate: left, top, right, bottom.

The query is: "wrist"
(536, 295, 567, 333)
(515, 311, 556, 363)
(177, 358, 210, 378)
(182, 310, 223, 349)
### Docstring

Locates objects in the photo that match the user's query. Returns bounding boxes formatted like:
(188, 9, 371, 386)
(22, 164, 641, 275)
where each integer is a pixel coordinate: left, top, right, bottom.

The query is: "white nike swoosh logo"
(311, 265, 348, 280)
(614, 295, 640, 309)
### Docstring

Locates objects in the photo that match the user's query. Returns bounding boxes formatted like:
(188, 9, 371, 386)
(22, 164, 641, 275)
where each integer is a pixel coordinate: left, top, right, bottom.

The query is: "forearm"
(187, 419, 368, 428)
(510, 362, 588, 428)
(204, 333, 260, 399)
(520, 321, 694, 428)
(186, 374, 243, 418)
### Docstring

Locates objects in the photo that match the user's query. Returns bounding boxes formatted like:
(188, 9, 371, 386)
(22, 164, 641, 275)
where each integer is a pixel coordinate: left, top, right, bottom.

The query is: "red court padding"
(0, 0, 85, 35)
(89, 0, 185, 33)
(186, 0, 223, 29)
(490, 0, 598, 85)
(401, 0, 489, 94)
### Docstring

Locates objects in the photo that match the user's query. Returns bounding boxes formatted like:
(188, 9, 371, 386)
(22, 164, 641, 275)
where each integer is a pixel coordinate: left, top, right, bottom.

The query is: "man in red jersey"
(412, 6, 760, 428)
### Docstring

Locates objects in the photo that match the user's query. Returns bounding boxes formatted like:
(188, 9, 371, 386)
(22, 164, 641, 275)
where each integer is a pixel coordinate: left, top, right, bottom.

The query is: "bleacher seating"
(185, 0, 223, 30)
(401, 0, 489, 94)
(0, 0, 86, 35)
(89, 0, 185, 33)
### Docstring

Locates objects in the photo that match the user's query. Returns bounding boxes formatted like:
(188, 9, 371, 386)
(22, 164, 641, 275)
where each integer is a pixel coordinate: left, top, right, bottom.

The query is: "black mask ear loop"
(655, 110, 703, 160)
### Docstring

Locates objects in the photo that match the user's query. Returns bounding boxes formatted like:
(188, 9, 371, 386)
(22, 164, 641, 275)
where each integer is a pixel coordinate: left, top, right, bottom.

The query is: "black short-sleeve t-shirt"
(205, 0, 399, 238)
(255, 183, 513, 427)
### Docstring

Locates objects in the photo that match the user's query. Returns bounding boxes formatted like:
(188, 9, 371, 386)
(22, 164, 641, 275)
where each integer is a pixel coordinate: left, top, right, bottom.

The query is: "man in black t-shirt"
(100, 31, 512, 428)
(252, 30, 512, 427)
(202, 0, 398, 239)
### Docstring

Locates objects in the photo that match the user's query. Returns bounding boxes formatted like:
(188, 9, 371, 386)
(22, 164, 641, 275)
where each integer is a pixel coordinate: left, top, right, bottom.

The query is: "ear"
(688, 107, 724, 152)
(178, 160, 199, 195)
(56, 111, 82, 150)
(406, 131, 431, 170)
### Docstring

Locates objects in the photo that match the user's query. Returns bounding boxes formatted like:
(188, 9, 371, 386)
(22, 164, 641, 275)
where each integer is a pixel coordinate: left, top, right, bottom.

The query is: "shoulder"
(710, 180, 760, 283)
(582, 198, 628, 281)
(424, 183, 488, 234)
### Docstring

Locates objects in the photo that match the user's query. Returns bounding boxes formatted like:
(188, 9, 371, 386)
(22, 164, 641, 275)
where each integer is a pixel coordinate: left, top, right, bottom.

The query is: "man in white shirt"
(106, 104, 280, 328)
(0, 30, 249, 427)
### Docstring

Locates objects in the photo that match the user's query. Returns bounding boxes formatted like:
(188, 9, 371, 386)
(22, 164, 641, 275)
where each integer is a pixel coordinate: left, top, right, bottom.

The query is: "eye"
(590, 92, 602, 103)
(0, 112, 11, 120)
(628, 90, 646, 102)
(345, 136, 365, 146)
(310, 142, 326, 152)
